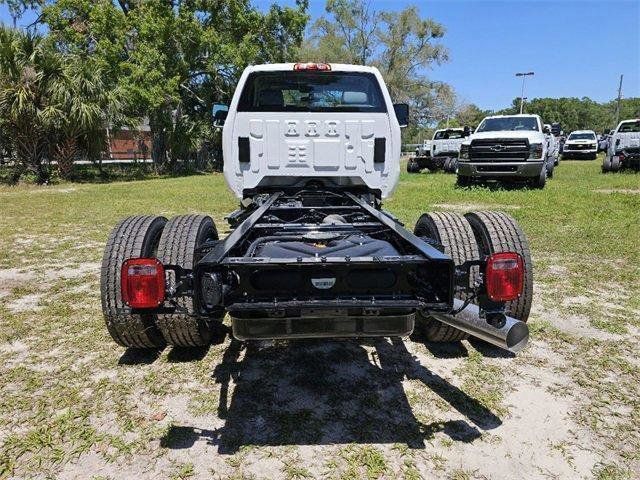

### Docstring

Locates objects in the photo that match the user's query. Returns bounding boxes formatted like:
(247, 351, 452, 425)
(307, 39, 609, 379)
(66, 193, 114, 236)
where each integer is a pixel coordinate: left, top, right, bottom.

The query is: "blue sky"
(2, 0, 638, 111)
(263, 0, 640, 111)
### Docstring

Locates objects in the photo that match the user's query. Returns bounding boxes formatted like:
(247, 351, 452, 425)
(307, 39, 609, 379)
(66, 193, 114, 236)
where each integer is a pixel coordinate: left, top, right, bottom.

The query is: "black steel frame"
(149, 190, 463, 324)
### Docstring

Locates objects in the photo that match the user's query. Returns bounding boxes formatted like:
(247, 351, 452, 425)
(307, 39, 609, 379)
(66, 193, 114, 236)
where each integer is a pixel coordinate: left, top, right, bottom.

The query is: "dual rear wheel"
(101, 214, 222, 349)
(413, 210, 533, 343)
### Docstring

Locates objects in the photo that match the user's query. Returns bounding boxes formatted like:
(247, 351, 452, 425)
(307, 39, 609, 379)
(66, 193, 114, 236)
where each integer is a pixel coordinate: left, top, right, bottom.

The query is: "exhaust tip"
(505, 322, 529, 353)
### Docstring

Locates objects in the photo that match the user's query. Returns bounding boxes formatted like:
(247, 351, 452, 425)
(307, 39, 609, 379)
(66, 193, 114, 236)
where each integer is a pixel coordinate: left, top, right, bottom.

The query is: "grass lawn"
(0, 157, 638, 479)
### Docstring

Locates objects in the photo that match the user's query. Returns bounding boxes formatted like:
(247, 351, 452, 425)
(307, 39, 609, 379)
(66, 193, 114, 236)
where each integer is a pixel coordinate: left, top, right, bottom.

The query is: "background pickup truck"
(562, 130, 598, 160)
(457, 114, 553, 189)
(603, 119, 640, 172)
(407, 127, 471, 173)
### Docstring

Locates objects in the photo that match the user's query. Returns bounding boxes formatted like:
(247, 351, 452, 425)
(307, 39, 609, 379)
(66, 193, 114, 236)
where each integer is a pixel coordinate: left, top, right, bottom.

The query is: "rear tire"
(101, 215, 167, 348)
(531, 167, 546, 189)
(407, 159, 420, 173)
(464, 211, 533, 322)
(414, 212, 481, 342)
(456, 175, 472, 187)
(602, 156, 612, 172)
(444, 158, 458, 173)
(156, 215, 222, 347)
(611, 156, 621, 171)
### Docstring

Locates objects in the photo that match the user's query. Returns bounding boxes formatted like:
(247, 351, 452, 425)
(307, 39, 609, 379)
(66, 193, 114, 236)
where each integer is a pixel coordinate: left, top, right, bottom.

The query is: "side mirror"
(543, 126, 550, 134)
(213, 109, 228, 128)
(393, 103, 409, 128)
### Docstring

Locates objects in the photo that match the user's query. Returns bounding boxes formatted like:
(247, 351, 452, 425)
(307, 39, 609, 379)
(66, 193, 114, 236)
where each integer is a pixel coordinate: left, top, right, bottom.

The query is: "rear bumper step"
(232, 313, 415, 340)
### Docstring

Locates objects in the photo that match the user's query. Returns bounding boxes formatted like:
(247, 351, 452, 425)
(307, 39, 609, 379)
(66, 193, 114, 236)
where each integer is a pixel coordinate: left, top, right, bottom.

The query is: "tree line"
(0, 0, 455, 183)
(0, 0, 637, 182)
(406, 96, 640, 144)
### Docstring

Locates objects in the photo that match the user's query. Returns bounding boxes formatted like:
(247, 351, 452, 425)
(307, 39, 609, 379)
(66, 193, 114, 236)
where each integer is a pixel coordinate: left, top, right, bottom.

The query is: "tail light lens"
(485, 252, 524, 302)
(121, 258, 165, 309)
(294, 62, 331, 71)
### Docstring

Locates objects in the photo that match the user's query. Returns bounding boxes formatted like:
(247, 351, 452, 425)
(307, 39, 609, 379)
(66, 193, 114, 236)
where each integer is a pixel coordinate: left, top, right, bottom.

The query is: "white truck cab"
(431, 128, 469, 157)
(603, 119, 640, 172)
(222, 63, 406, 199)
(408, 127, 470, 173)
(457, 114, 551, 188)
(562, 130, 598, 160)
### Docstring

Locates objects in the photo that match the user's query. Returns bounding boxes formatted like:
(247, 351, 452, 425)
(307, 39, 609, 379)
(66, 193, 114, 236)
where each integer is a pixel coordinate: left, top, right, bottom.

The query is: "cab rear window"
(618, 121, 640, 133)
(237, 71, 387, 113)
(434, 130, 464, 140)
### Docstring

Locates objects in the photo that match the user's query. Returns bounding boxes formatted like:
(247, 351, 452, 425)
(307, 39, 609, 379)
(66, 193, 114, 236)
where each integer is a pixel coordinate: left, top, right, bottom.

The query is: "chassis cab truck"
(602, 119, 640, 172)
(101, 63, 533, 353)
(457, 114, 553, 189)
(407, 127, 470, 174)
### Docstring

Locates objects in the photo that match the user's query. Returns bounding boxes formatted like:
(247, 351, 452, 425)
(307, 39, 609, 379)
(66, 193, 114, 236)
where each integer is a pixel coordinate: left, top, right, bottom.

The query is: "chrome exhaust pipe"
(428, 299, 529, 353)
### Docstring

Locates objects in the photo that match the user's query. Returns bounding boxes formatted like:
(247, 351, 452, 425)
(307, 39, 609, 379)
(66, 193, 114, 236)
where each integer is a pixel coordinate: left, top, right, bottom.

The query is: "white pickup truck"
(562, 130, 598, 160)
(99, 62, 533, 353)
(457, 114, 554, 188)
(408, 128, 471, 173)
(602, 119, 640, 172)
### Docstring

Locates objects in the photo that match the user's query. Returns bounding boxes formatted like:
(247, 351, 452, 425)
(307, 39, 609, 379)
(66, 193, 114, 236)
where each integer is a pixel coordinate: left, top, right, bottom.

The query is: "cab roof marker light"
(294, 62, 331, 71)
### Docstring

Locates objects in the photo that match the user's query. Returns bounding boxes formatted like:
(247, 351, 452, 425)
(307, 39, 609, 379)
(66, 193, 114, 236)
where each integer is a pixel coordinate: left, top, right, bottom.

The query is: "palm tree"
(0, 27, 64, 183)
(0, 27, 125, 182)
(48, 61, 123, 179)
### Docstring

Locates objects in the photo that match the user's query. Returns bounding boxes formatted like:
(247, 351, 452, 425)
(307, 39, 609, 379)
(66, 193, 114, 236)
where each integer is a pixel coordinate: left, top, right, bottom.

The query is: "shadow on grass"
(454, 180, 538, 192)
(167, 345, 211, 363)
(68, 165, 214, 184)
(118, 347, 163, 365)
(410, 332, 470, 358)
(160, 337, 502, 453)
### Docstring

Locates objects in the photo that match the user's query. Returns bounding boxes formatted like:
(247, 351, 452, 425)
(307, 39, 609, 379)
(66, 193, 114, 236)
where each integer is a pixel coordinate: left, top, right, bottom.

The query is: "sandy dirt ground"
(1, 256, 636, 480)
(1, 177, 638, 479)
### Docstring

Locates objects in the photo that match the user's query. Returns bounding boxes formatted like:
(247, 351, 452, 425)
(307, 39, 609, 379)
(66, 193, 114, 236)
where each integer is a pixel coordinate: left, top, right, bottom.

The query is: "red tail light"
(294, 62, 331, 71)
(485, 252, 524, 302)
(121, 258, 165, 309)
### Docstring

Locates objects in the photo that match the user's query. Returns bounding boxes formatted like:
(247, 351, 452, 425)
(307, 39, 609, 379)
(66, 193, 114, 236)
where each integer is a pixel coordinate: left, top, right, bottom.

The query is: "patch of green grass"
(592, 462, 633, 480)
(454, 350, 506, 416)
(447, 468, 474, 480)
(340, 445, 388, 480)
(282, 459, 314, 480)
(169, 462, 196, 480)
(0, 157, 638, 477)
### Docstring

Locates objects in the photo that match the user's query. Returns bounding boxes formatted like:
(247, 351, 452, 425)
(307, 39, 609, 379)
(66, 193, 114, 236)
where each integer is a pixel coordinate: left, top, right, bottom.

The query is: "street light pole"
(515, 72, 535, 114)
(614, 74, 624, 127)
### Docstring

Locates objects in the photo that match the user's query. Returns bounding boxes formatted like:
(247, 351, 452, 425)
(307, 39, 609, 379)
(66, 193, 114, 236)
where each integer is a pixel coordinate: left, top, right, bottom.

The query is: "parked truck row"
(408, 115, 639, 186)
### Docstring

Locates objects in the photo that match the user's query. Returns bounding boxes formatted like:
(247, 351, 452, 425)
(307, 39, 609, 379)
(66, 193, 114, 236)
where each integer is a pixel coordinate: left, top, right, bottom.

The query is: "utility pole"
(614, 74, 623, 127)
(516, 72, 535, 114)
